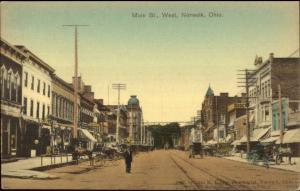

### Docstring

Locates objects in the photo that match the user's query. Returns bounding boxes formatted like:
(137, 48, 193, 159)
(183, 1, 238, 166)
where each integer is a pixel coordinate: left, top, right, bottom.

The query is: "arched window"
(7, 68, 13, 100)
(1, 65, 7, 98)
(15, 72, 20, 103)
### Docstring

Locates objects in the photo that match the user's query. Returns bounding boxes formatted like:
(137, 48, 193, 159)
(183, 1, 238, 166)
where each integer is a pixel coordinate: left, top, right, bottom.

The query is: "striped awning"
(275, 128, 300, 144)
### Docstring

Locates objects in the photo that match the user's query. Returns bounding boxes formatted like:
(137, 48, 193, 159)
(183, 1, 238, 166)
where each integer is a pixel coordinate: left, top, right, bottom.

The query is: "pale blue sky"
(1, 1, 299, 122)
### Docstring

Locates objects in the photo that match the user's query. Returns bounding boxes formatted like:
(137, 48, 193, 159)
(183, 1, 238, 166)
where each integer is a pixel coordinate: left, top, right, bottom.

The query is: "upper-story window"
(0, 66, 6, 98)
(43, 82, 46, 95)
(30, 100, 34, 117)
(31, 76, 34, 90)
(261, 82, 265, 98)
(37, 79, 40, 93)
(48, 85, 51, 97)
(23, 97, 28, 115)
(267, 80, 271, 97)
(24, 72, 28, 87)
(47, 105, 50, 117)
(42, 104, 45, 120)
(36, 101, 40, 119)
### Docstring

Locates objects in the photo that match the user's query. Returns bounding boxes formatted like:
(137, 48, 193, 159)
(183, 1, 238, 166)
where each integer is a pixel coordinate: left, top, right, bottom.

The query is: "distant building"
(127, 95, 143, 144)
(51, 74, 75, 153)
(200, 85, 244, 143)
(105, 105, 128, 143)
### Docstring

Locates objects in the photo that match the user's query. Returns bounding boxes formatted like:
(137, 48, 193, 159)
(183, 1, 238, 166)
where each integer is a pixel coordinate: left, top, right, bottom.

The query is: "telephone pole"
(278, 84, 283, 145)
(237, 69, 256, 155)
(112, 83, 126, 144)
(63, 24, 89, 141)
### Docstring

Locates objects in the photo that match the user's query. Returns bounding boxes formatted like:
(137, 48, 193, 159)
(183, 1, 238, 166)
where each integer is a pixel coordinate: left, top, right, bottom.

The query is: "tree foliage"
(147, 122, 181, 149)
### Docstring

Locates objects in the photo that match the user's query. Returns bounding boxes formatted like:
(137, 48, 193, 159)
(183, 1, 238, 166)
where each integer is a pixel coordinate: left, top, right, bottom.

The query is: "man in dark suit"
(124, 147, 133, 173)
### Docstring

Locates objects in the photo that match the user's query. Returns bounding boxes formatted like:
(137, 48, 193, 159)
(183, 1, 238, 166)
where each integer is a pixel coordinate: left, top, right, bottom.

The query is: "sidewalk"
(223, 154, 300, 173)
(1, 154, 77, 179)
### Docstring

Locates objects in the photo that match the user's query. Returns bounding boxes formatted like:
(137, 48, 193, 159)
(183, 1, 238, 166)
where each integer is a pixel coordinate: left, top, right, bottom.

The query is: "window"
(31, 76, 34, 90)
(262, 82, 265, 98)
(24, 72, 28, 87)
(36, 102, 40, 119)
(47, 106, 50, 117)
(43, 82, 46, 95)
(268, 80, 271, 97)
(0, 67, 5, 98)
(42, 104, 45, 120)
(7, 72, 11, 89)
(37, 79, 40, 93)
(48, 85, 50, 97)
(7, 72, 12, 100)
(23, 97, 27, 115)
(30, 100, 34, 117)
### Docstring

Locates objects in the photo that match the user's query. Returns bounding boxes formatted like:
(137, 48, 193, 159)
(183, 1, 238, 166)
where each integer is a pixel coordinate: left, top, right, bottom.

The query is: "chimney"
(241, 93, 247, 98)
(220, 93, 228, 97)
(269, 52, 274, 63)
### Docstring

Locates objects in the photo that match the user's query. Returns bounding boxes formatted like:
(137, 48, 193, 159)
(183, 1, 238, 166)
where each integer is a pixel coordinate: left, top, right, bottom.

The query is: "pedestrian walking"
(124, 147, 133, 173)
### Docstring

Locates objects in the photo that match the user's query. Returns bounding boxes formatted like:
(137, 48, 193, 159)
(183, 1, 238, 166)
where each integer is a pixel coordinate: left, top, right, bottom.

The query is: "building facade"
(0, 38, 26, 158)
(200, 85, 244, 142)
(16, 45, 55, 157)
(127, 95, 143, 144)
(51, 74, 75, 153)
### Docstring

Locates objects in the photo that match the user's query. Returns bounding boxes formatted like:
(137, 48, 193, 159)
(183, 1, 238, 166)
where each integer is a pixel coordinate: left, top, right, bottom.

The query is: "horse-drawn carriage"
(189, 142, 204, 159)
(247, 143, 273, 167)
(275, 146, 292, 165)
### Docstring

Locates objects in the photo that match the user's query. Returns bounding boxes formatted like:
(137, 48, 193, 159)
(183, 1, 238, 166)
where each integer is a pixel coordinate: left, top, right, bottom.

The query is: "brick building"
(200, 85, 245, 142)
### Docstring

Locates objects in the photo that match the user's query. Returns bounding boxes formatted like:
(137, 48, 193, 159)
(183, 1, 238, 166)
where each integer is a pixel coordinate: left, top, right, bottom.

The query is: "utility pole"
(237, 69, 256, 155)
(63, 24, 89, 142)
(107, 85, 110, 105)
(215, 97, 219, 144)
(112, 83, 126, 144)
(278, 84, 283, 145)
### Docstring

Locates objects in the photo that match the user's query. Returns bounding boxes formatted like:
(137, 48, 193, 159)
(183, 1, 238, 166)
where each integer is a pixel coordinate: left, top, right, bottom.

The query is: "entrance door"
(2, 132, 9, 158)
(10, 121, 17, 156)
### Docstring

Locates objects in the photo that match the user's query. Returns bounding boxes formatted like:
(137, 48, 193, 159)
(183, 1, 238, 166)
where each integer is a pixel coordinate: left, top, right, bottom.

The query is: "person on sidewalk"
(124, 147, 133, 173)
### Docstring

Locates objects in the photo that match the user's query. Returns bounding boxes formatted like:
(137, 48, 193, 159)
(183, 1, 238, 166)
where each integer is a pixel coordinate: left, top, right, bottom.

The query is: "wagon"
(247, 143, 273, 167)
(189, 142, 203, 159)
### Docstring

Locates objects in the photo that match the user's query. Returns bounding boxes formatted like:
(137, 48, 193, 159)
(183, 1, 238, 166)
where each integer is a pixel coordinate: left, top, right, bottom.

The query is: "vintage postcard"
(1, 1, 299, 190)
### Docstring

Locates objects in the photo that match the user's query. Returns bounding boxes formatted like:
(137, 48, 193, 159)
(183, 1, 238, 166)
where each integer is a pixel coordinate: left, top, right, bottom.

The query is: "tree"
(147, 123, 181, 149)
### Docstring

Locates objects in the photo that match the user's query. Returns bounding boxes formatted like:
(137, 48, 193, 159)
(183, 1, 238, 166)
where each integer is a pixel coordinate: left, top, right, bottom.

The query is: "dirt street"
(2, 150, 300, 190)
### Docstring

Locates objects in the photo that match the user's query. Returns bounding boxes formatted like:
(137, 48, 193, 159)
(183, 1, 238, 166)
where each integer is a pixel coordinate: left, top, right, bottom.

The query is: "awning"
(42, 125, 51, 130)
(226, 134, 233, 142)
(228, 121, 234, 127)
(276, 128, 300, 144)
(261, 136, 279, 143)
(286, 121, 300, 127)
(253, 127, 271, 141)
(231, 139, 241, 145)
(78, 128, 97, 142)
(206, 139, 217, 145)
(250, 115, 255, 123)
(239, 127, 270, 143)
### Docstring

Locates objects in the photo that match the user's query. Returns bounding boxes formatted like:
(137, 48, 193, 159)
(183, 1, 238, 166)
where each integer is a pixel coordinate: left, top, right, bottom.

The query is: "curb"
(221, 156, 299, 173)
(2, 174, 59, 180)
